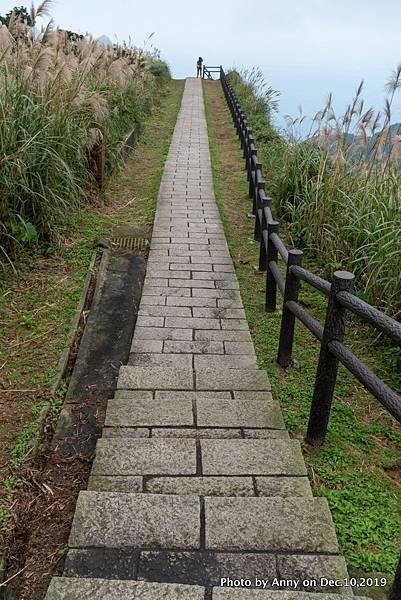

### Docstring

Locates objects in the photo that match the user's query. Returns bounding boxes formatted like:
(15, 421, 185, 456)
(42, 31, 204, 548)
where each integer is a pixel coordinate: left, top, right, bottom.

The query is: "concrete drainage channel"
(1, 227, 148, 600)
(54, 236, 148, 457)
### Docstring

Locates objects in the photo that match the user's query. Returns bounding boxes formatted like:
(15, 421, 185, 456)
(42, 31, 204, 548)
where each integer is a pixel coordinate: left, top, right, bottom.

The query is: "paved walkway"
(45, 79, 361, 599)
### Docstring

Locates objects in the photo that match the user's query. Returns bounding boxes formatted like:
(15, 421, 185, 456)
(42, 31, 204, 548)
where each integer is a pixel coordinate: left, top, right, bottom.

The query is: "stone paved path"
(45, 79, 364, 599)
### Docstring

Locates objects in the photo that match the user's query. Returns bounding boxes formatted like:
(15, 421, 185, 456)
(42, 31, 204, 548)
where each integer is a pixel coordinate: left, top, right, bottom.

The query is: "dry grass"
(0, 3, 170, 265)
(227, 67, 401, 318)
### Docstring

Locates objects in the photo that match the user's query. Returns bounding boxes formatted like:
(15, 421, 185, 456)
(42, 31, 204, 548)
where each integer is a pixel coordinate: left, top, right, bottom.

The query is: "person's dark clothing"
(197, 57, 203, 77)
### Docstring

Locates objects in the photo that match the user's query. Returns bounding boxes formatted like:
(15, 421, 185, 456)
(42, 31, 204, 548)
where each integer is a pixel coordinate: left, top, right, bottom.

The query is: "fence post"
(248, 147, 256, 197)
(243, 123, 248, 158)
(254, 180, 265, 239)
(244, 127, 252, 161)
(266, 221, 279, 312)
(277, 249, 304, 367)
(233, 100, 239, 124)
(252, 162, 262, 215)
(247, 135, 255, 179)
(390, 554, 401, 599)
(239, 112, 245, 149)
(89, 134, 106, 190)
(257, 196, 272, 272)
(306, 270, 355, 445)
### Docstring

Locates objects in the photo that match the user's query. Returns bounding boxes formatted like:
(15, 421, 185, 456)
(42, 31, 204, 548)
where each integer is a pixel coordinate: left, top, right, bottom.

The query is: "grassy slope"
(0, 79, 185, 530)
(203, 80, 400, 587)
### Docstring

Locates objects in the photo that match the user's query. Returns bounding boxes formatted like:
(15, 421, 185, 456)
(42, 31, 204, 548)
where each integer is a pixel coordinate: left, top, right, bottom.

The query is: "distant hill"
(315, 122, 401, 161)
(97, 35, 112, 47)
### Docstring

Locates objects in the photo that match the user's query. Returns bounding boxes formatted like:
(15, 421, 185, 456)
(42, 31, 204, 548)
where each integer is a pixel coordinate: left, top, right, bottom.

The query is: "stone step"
(91, 438, 197, 476)
(104, 397, 194, 427)
(90, 438, 305, 477)
(196, 368, 271, 391)
(200, 439, 306, 476)
(69, 492, 338, 554)
(214, 592, 361, 599)
(127, 353, 194, 368)
(45, 577, 362, 599)
(101, 426, 289, 440)
(196, 392, 284, 428)
(117, 366, 194, 390)
(205, 496, 338, 553)
(44, 577, 204, 599)
(62, 549, 351, 593)
(104, 391, 284, 429)
(87, 474, 312, 497)
(117, 366, 270, 391)
(69, 492, 200, 550)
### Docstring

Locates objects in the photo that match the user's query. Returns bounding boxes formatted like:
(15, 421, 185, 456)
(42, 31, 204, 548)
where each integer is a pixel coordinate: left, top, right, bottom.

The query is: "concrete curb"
(50, 251, 98, 397)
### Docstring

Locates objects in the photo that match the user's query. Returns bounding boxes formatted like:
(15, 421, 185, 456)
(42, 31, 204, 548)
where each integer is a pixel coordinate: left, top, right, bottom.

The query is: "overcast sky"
(2, 0, 401, 130)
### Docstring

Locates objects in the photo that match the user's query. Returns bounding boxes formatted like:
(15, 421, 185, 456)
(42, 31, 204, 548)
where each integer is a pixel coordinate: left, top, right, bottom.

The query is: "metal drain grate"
(111, 237, 150, 250)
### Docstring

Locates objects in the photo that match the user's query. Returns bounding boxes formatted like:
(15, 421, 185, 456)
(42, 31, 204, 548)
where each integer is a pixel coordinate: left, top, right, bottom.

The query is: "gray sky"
(2, 0, 401, 129)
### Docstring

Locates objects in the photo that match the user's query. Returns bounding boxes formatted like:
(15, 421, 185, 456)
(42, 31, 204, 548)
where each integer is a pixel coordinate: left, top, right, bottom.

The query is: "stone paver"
(205, 497, 338, 552)
(92, 438, 196, 475)
(105, 397, 194, 427)
(145, 476, 254, 496)
(197, 395, 284, 428)
(102, 427, 150, 438)
(138, 551, 276, 588)
(244, 429, 290, 439)
(128, 352, 193, 368)
(277, 554, 350, 592)
(194, 354, 257, 369)
(256, 477, 313, 497)
(45, 578, 204, 599)
(196, 368, 270, 390)
(117, 365, 194, 390)
(213, 592, 349, 599)
(201, 439, 307, 475)
(46, 78, 355, 599)
(163, 340, 224, 354)
(132, 327, 193, 341)
(69, 492, 200, 549)
(64, 549, 139, 581)
(88, 475, 143, 492)
(151, 428, 242, 439)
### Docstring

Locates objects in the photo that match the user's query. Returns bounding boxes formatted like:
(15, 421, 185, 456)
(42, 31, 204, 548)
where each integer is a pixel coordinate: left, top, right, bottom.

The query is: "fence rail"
(203, 65, 221, 79)
(218, 66, 401, 597)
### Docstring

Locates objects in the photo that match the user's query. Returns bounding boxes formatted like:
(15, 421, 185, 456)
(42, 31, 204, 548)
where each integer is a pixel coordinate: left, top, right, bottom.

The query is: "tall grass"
(0, 3, 170, 265)
(227, 68, 401, 318)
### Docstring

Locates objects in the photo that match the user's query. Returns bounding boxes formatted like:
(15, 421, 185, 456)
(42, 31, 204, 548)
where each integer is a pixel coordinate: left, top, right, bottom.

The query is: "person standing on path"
(196, 56, 203, 77)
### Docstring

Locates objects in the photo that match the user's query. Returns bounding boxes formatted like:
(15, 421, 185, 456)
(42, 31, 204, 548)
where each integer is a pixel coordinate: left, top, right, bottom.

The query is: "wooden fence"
(218, 65, 401, 598)
(202, 65, 221, 80)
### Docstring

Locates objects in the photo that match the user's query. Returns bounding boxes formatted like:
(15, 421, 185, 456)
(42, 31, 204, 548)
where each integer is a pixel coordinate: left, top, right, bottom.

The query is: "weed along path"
(42, 79, 363, 600)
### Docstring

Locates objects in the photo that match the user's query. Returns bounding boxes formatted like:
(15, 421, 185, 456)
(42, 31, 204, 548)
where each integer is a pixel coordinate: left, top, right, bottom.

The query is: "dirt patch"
(385, 467, 401, 485)
(2, 418, 92, 599)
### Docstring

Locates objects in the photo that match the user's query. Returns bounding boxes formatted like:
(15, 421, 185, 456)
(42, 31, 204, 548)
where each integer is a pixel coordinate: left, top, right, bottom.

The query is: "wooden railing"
(202, 65, 221, 80)
(218, 66, 401, 597)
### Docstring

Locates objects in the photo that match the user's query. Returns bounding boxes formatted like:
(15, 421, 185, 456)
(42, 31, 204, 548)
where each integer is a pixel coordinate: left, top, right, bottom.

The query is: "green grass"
(0, 79, 185, 531)
(203, 79, 401, 583)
